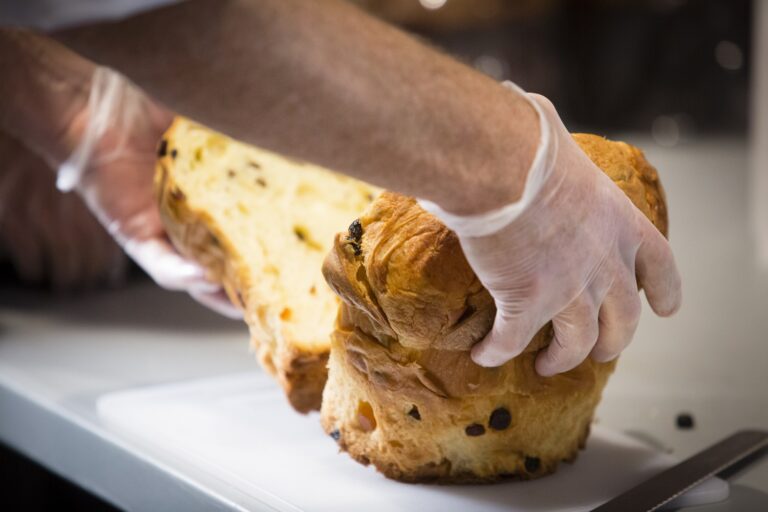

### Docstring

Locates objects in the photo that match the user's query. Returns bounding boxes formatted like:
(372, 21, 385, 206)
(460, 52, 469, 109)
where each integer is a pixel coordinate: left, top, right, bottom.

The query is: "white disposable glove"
(57, 67, 241, 319)
(420, 82, 681, 376)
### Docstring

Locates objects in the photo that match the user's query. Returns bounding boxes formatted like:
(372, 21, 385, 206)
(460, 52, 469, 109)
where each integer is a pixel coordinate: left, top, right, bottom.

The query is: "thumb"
(471, 310, 538, 367)
(122, 237, 217, 292)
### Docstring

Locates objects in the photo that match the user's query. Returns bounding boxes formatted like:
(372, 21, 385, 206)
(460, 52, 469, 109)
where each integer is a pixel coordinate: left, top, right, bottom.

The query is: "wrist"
(420, 83, 552, 237)
(0, 28, 94, 167)
(423, 82, 540, 216)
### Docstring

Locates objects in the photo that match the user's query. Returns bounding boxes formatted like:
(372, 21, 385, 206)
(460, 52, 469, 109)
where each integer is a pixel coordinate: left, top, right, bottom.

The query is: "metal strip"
(591, 430, 768, 512)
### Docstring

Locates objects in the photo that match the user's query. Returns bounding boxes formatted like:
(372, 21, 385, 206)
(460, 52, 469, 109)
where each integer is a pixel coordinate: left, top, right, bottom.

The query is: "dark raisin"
(489, 407, 511, 431)
(330, 429, 341, 441)
(347, 219, 363, 243)
(170, 149, 178, 159)
(169, 188, 185, 201)
(256, 177, 267, 187)
(407, 405, 421, 421)
(349, 241, 362, 256)
(157, 139, 168, 157)
(676, 413, 695, 430)
(227, 169, 236, 178)
(465, 423, 485, 437)
(524, 456, 540, 473)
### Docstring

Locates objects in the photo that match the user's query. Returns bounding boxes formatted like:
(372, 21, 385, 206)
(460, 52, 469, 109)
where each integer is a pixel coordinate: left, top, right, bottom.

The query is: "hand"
(0, 131, 126, 289)
(421, 85, 682, 376)
(56, 67, 242, 318)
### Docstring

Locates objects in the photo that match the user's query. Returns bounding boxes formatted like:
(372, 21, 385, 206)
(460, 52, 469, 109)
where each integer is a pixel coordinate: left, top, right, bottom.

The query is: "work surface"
(1, 137, 768, 510)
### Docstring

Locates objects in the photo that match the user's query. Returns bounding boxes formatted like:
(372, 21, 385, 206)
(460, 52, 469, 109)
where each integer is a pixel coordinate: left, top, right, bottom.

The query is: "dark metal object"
(591, 430, 768, 512)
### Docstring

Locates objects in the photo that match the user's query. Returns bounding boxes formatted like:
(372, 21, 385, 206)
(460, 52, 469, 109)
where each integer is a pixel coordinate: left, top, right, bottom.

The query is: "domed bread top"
(319, 134, 669, 482)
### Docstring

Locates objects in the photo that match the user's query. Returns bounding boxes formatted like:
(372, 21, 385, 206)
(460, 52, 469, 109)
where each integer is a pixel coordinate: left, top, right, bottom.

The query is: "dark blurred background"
(358, 0, 752, 142)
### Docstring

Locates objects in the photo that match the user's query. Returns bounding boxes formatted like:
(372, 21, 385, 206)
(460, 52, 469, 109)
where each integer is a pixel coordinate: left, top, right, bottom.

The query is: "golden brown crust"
(154, 118, 327, 413)
(571, 134, 668, 236)
(319, 135, 667, 482)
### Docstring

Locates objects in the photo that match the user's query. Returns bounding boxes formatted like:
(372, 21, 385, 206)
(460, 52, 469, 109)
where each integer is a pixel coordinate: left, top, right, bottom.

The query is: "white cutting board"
(97, 373, 728, 512)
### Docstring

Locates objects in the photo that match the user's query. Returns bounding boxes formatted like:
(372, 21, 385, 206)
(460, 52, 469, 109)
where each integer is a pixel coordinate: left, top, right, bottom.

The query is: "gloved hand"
(0, 130, 126, 289)
(56, 67, 241, 318)
(420, 83, 682, 376)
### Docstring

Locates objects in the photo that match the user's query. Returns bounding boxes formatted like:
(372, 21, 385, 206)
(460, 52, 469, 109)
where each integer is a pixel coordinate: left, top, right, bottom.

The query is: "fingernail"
(471, 344, 505, 367)
(534, 358, 557, 377)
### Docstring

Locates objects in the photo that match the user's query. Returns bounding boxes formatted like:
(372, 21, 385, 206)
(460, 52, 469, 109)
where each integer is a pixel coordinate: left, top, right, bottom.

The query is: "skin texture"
(54, 0, 539, 215)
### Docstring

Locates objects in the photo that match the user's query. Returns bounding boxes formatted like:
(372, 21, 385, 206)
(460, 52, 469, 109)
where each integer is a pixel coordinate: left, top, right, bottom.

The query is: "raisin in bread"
(155, 117, 378, 412)
(320, 134, 668, 482)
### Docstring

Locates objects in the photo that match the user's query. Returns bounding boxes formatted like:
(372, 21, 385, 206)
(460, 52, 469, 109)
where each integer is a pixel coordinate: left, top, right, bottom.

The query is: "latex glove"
(0, 130, 126, 289)
(57, 67, 241, 318)
(420, 82, 681, 376)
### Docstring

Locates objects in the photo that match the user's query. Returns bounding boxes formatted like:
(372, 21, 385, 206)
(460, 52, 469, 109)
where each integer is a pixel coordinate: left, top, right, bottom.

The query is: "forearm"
(57, 0, 538, 213)
(0, 28, 94, 165)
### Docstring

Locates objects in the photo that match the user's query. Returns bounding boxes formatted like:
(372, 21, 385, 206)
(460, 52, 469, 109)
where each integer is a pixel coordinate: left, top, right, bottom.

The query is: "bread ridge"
(319, 134, 668, 482)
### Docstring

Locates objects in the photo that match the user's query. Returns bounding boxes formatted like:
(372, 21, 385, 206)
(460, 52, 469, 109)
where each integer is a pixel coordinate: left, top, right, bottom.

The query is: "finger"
(471, 310, 541, 367)
(122, 237, 218, 292)
(188, 287, 243, 320)
(590, 274, 642, 363)
(536, 292, 600, 376)
(636, 221, 682, 317)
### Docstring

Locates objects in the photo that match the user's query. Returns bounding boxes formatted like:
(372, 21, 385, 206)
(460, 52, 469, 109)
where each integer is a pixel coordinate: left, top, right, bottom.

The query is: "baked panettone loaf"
(155, 118, 378, 412)
(320, 134, 668, 482)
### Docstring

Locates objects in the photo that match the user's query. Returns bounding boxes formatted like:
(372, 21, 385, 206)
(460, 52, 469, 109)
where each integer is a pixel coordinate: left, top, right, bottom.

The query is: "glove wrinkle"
(422, 83, 681, 374)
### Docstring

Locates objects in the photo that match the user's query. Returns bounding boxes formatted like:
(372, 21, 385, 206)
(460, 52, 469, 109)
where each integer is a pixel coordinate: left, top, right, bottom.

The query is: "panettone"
(319, 134, 668, 482)
(155, 117, 378, 412)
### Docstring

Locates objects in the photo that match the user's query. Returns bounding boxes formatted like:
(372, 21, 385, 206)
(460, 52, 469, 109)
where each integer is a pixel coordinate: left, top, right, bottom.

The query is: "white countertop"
(1, 136, 767, 511)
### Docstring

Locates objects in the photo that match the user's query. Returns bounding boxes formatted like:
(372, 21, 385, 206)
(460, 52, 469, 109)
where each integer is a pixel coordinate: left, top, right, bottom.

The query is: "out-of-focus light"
(473, 55, 508, 81)
(650, 0, 687, 12)
(652, 115, 680, 147)
(420, 0, 447, 10)
(715, 40, 744, 71)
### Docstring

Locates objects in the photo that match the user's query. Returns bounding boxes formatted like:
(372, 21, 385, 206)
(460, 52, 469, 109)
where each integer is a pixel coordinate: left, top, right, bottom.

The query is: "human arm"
(55, 0, 538, 215)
